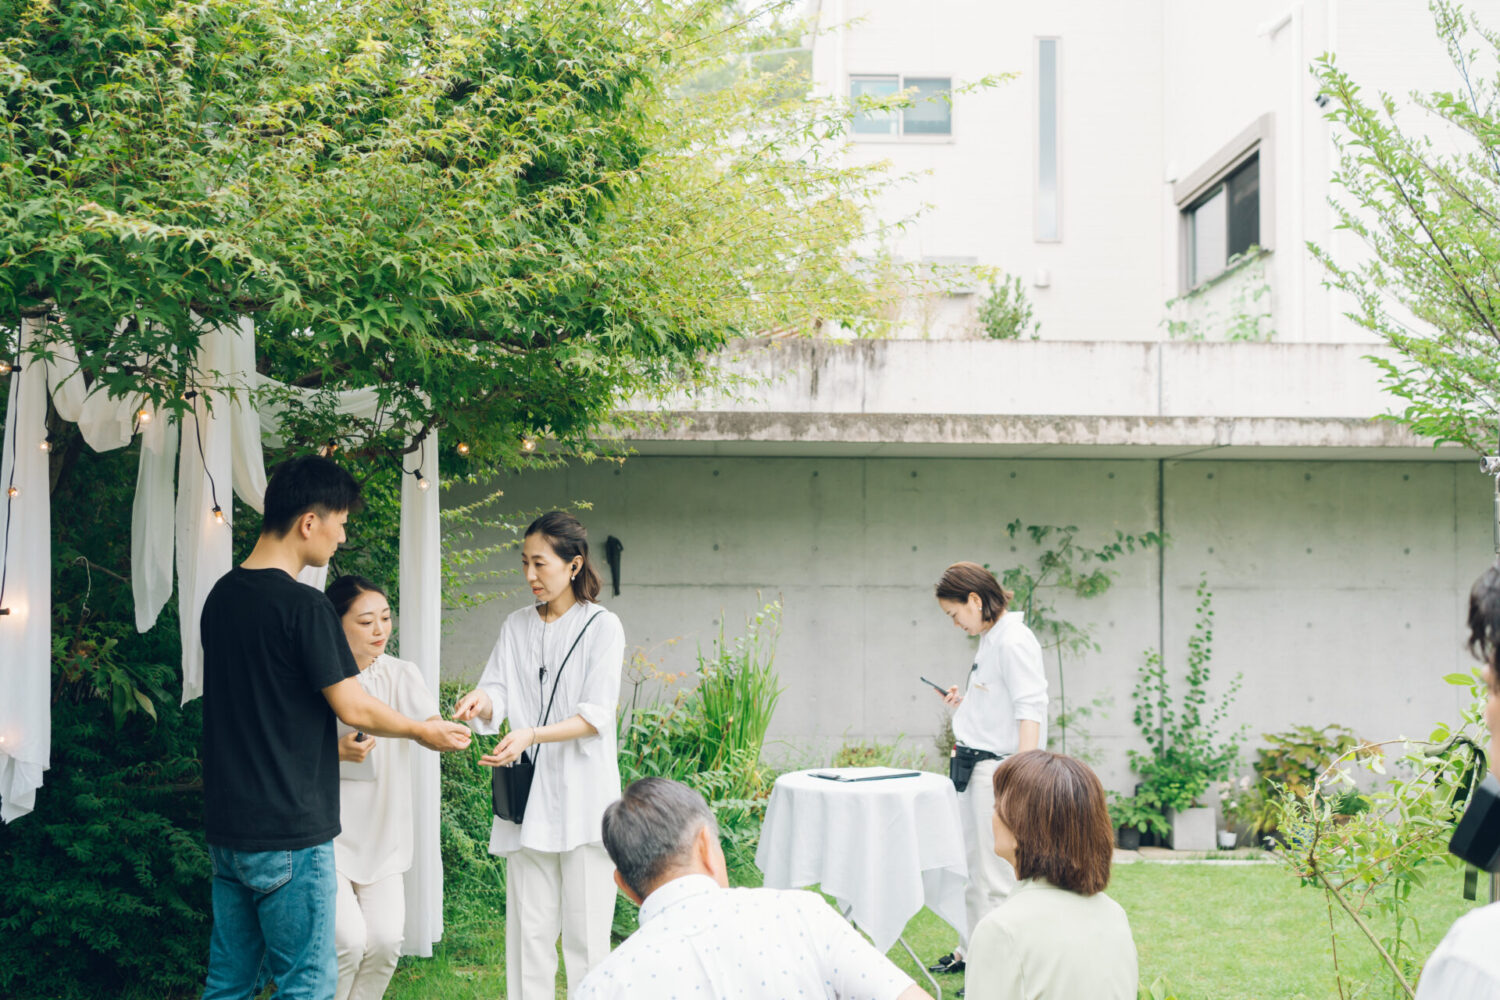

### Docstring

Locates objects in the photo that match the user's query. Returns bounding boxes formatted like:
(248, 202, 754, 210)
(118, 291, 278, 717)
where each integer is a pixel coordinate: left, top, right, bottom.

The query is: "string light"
(39, 436, 52, 453)
(520, 434, 537, 453)
(456, 441, 471, 456)
(137, 407, 153, 425)
(0, 360, 13, 376)
(212, 505, 225, 524)
(321, 439, 340, 457)
(410, 468, 431, 492)
(5, 486, 16, 499)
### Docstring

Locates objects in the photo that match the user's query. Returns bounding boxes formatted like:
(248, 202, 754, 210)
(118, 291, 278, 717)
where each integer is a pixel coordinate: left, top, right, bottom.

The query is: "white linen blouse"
(334, 654, 440, 885)
(952, 612, 1049, 755)
(471, 600, 625, 855)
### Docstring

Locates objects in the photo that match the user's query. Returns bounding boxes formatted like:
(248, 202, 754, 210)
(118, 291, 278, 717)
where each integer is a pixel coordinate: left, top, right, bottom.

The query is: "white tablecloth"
(755, 768, 968, 953)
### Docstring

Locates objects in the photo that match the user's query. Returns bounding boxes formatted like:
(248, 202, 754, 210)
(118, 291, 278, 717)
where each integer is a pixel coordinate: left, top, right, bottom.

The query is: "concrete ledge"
(620, 410, 1468, 460)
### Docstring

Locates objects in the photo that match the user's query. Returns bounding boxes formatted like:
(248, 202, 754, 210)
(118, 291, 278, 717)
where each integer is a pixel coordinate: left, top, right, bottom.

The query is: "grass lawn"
(385, 862, 1488, 1000)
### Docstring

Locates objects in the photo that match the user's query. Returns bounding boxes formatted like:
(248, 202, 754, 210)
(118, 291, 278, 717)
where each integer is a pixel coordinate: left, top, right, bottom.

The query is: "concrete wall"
(441, 455, 1492, 791)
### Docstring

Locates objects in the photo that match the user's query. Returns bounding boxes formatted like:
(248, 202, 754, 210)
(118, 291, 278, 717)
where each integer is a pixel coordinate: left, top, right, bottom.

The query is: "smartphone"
(919, 675, 948, 695)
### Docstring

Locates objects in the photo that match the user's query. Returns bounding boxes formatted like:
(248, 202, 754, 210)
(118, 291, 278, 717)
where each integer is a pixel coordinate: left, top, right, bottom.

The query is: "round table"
(755, 767, 968, 996)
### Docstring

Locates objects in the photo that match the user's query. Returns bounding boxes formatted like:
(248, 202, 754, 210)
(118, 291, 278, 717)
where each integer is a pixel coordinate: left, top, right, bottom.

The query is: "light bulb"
(0, 360, 12, 375)
(212, 504, 225, 524)
(456, 441, 471, 456)
(417, 476, 431, 491)
(39, 437, 52, 453)
(5, 485, 16, 499)
(137, 407, 153, 425)
(520, 435, 537, 453)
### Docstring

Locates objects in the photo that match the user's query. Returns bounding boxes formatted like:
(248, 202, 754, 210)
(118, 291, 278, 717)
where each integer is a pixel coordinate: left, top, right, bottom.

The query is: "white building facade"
(443, 1, 1500, 790)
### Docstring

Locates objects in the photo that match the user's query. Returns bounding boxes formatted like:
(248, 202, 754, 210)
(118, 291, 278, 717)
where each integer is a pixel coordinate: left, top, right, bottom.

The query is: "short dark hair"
(1468, 563, 1500, 673)
(935, 561, 1012, 623)
(992, 750, 1114, 896)
(601, 778, 718, 897)
(326, 575, 387, 619)
(526, 511, 602, 603)
(261, 456, 362, 538)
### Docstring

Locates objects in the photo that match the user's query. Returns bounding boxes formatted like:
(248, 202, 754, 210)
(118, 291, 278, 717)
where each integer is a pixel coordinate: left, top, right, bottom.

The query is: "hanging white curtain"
(0, 317, 53, 823)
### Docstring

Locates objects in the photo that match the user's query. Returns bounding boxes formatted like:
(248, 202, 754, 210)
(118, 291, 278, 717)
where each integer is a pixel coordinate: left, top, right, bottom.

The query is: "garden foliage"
(1118, 578, 1243, 835)
(1312, 2, 1500, 451)
(1273, 671, 1490, 1000)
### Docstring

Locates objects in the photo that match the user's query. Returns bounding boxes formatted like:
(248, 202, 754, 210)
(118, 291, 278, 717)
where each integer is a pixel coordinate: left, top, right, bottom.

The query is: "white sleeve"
(395, 659, 441, 722)
(574, 612, 624, 744)
(470, 628, 511, 736)
(1000, 632, 1048, 725)
(797, 893, 913, 1000)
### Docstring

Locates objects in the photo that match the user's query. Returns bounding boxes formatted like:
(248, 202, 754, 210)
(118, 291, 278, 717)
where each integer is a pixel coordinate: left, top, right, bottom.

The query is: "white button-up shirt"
(472, 601, 625, 855)
(1416, 901, 1500, 1000)
(576, 875, 915, 1000)
(951, 613, 1048, 756)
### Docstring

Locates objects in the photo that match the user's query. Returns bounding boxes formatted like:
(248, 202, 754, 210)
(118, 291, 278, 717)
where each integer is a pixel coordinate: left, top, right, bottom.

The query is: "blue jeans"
(203, 841, 338, 1000)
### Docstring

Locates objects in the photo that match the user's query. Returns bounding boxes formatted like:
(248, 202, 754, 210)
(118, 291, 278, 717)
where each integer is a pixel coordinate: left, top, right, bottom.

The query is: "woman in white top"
(966, 750, 1138, 1000)
(329, 575, 442, 1000)
(452, 511, 625, 1000)
(926, 562, 1049, 977)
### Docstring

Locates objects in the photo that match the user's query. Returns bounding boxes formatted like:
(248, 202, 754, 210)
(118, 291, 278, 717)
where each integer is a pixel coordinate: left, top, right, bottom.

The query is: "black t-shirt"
(200, 566, 360, 850)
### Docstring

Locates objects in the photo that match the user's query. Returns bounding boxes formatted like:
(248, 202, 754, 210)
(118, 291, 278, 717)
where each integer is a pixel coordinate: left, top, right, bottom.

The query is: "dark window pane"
(1227, 155, 1260, 260)
(904, 77, 952, 135)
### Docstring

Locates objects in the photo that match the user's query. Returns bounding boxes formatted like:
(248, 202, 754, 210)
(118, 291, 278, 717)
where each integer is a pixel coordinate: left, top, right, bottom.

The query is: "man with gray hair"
(576, 777, 932, 1000)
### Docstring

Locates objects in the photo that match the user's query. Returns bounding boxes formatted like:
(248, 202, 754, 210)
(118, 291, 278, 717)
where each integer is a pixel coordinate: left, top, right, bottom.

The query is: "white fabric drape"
(399, 430, 443, 956)
(0, 317, 53, 823)
(1, 315, 447, 957)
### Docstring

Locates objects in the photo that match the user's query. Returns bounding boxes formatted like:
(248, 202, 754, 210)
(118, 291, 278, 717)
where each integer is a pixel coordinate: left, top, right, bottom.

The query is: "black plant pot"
(1116, 826, 1141, 850)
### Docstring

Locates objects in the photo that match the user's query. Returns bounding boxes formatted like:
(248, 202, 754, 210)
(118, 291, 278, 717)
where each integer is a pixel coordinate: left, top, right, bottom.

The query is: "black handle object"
(920, 675, 948, 695)
(604, 536, 624, 597)
(354, 732, 367, 742)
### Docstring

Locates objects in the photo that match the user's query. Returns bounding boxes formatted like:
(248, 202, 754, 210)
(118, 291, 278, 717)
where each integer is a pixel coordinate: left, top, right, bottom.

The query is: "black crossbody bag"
(492, 611, 604, 824)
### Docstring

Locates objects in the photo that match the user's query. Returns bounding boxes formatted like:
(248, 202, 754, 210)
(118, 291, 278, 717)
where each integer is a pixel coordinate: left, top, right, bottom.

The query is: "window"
(1186, 155, 1259, 287)
(851, 75, 952, 137)
(1035, 39, 1060, 241)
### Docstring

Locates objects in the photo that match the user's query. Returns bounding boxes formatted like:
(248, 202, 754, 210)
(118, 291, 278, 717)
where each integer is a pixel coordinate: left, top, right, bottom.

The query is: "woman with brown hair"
(965, 751, 1138, 1000)
(452, 511, 625, 999)
(926, 562, 1048, 978)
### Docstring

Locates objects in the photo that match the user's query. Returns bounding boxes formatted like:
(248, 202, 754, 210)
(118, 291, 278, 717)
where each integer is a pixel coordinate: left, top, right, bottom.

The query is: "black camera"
(1450, 772, 1500, 872)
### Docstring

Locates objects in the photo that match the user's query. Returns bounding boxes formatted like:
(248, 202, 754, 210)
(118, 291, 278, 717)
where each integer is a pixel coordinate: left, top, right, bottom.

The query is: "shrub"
(1249, 723, 1366, 837)
(976, 274, 1039, 340)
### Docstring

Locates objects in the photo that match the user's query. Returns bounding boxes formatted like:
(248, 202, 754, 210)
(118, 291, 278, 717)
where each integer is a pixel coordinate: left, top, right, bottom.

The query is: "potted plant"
(1109, 789, 1169, 850)
(1127, 579, 1244, 852)
(1216, 776, 1258, 849)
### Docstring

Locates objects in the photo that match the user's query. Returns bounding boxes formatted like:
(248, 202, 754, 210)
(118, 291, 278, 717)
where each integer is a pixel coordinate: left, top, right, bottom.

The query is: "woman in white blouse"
(453, 511, 625, 1000)
(329, 575, 442, 1000)
(965, 750, 1138, 1000)
(926, 562, 1049, 978)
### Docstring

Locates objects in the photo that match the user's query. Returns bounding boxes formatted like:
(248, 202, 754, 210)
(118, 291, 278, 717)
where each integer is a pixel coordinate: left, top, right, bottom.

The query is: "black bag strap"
(527, 610, 605, 764)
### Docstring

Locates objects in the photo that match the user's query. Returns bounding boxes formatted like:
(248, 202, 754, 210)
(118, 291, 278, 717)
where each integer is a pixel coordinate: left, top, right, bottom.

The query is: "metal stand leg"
(898, 935, 942, 1000)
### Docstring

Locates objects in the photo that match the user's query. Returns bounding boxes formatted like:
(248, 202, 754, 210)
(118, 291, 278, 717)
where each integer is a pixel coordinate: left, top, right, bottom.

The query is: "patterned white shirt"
(576, 875, 914, 1000)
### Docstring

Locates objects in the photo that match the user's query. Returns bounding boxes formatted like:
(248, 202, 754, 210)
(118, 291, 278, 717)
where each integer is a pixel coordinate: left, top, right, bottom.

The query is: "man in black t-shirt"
(200, 456, 470, 1000)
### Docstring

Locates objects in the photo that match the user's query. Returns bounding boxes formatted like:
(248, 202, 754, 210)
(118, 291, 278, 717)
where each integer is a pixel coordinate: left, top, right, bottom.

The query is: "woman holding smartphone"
(452, 511, 625, 1000)
(926, 561, 1049, 982)
(329, 574, 442, 1000)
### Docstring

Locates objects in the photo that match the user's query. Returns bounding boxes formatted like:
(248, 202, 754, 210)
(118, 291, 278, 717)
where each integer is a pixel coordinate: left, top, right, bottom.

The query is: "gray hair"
(601, 778, 719, 896)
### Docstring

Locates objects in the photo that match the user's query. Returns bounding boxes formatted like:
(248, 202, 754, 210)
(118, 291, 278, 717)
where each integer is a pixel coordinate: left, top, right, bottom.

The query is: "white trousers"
(956, 757, 1017, 957)
(505, 843, 616, 1000)
(334, 871, 405, 1000)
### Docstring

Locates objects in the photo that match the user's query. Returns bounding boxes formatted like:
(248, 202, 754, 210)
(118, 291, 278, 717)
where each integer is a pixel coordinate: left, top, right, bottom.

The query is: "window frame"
(1173, 113, 1275, 294)
(848, 72, 955, 142)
